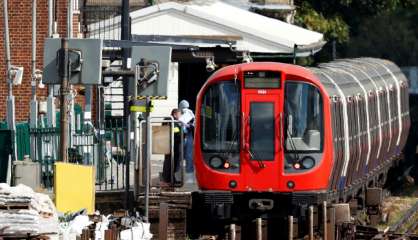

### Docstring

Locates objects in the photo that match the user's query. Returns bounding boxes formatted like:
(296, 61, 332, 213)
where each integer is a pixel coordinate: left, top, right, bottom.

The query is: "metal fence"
(95, 117, 128, 191)
(80, 0, 148, 39)
(29, 119, 129, 190)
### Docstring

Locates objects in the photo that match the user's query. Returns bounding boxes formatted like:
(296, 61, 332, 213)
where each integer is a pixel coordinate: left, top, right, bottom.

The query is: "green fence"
(0, 122, 31, 161)
(0, 130, 12, 182)
(0, 114, 128, 190)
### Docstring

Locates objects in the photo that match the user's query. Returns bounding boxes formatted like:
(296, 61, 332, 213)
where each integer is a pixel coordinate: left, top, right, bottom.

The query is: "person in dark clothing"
(161, 109, 182, 186)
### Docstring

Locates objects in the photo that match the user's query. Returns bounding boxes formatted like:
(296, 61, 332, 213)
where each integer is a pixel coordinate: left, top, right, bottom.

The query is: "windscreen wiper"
(286, 120, 300, 163)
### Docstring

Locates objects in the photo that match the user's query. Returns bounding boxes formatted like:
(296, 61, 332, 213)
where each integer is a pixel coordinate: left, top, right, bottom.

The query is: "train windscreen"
(200, 81, 241, 152)
(284, 81, 323, 152)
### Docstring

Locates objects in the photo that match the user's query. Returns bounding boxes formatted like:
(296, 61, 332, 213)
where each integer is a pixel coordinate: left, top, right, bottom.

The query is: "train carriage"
(190, 58, 410, 237)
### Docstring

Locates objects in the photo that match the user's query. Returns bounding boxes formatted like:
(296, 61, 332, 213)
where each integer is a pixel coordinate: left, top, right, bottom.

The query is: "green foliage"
(347, 9, 418, 66)
(295, 0, 418, 66)
(294, 2, 349, 43)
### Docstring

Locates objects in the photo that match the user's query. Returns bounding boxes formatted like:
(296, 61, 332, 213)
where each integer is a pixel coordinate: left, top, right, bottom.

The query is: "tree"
(347, 9, 418, 66)
(294, 0, 418, 65)
(294, 2, 349, 43)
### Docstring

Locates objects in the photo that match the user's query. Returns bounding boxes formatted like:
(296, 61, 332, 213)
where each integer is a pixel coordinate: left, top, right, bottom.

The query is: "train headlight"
(209, 156, 223, 169)
(301, 156, 315, 169)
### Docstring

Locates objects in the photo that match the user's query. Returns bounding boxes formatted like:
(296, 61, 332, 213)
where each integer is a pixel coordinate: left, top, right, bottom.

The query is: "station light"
(205, 57, 217, 72)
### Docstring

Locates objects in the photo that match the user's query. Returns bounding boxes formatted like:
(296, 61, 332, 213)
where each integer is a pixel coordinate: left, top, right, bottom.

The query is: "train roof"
(310, 58, 408, 98)
(204, 58, 407, 99)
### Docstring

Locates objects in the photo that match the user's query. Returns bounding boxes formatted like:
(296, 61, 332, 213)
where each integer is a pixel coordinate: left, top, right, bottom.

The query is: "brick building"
(0, 0, 295, 122)
(0, 0, 80, 122)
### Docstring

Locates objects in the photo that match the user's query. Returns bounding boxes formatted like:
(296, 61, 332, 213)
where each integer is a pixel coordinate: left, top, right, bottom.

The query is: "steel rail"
(389, 200, 418, 233)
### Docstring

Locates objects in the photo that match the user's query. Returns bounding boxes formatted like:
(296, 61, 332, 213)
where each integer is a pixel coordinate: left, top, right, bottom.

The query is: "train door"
(241, 90, 283, 190)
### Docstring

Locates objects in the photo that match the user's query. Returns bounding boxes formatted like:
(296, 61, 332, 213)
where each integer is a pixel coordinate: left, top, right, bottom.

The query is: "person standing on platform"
(178, 100, 195, 184)
(161, 109, 181, 187)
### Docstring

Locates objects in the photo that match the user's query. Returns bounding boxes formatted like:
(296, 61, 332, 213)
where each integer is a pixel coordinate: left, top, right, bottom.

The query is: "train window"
(200, 81, 241, 153)
(284, 82, 323, 152)
(250, 102, 275, 160)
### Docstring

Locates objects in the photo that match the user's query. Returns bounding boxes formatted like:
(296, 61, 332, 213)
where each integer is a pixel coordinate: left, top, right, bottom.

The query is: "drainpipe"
(3, 0, 17, 162)
(121, 0, 132, 211)
(47, 0, 56, 127)
(30, 0, 38, 129)
(67, 0, 74, 148)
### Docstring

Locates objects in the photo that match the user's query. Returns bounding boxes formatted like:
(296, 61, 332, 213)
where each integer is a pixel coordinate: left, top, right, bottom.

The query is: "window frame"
(200, 80, 241, 153)
(284, 80, 325, 153)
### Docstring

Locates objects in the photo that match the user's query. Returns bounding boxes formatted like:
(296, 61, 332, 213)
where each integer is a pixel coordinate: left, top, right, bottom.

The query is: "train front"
(193, 61, 333, 202)
(190, 62, 334, 235)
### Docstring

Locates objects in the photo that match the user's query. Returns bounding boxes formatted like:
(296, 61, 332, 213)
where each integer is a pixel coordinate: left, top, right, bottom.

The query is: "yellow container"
(54, 162, 95, 214)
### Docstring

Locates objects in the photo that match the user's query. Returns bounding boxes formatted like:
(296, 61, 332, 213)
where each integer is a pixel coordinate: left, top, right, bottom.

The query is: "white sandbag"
(120, 223, 153, 240)
(94, 215, 110, 240)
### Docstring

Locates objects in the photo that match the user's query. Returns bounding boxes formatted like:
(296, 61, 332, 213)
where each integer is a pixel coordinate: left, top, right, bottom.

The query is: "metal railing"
(95, 117, 128, 191)
(29, 119, 125, 190)
(30, 127, 97, 188)
(28, 114, 183, 194)
(137, 117, 184, 188)
(136, 117, 185, 221)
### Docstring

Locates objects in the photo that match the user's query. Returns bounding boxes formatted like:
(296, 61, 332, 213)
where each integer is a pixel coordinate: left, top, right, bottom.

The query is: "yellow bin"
(54, 162, 95, 214)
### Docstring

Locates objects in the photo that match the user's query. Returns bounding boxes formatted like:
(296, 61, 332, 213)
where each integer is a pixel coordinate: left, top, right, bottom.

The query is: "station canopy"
(88, 0, 326, 56)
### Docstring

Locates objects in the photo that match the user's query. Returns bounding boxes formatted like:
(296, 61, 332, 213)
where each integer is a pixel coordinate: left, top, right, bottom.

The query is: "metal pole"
(288, 216, 293, 240)
(48, 0, 53, 36)
(67, 0, 74, 150)
(256, 218, 262, 240)
(230, 224, 236, 240)
(323, 201, 328, 240)
(144, 97, 151, 221)
(59, 38, 70, 163)
(30, 0, 38, 129)
(293, 44, 297, 64)
(121, 0, 131, 210)
(309, 206, 314, 240)
(3, 0, 17, 162)
(3, 0, 11, 98)
(67, 0, 73, 38)
(47, 0, 56, 127)
(170, 116, 174, 185)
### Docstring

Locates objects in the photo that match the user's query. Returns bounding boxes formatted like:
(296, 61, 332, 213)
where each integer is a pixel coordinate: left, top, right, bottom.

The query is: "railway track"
(353, 199, 418, 240)
(389, 199, 418, 235)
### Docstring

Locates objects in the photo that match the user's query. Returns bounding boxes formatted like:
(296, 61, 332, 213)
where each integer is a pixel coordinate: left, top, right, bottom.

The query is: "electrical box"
(131, 46, 172, 98)
(13, 160, 41, 190)
(42, 38, 103, 85)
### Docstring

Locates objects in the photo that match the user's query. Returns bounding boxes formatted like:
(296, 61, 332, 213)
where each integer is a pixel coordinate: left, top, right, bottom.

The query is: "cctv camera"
(9, 66, 24, 85)
(206, 64, 216, 72)
(206, 57, 217, 72)
(242, 52, 253, 63)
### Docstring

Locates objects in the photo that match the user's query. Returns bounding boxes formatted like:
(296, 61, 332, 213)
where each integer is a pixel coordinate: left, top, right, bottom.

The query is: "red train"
(189, 58, 410, 238)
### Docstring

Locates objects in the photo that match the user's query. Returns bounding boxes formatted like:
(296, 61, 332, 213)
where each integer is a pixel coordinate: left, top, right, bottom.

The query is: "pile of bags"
(59, 211, 153, 240)
(0, 183, 58, 236)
